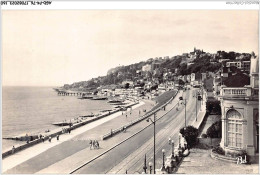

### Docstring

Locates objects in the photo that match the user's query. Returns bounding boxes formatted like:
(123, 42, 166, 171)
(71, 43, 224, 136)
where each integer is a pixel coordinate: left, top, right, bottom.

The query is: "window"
(227, 110, 243, 148)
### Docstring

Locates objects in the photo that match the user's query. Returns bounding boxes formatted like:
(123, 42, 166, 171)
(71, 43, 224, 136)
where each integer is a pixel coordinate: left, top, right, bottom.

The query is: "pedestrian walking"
(89, 140, 93, 150)
(95, 140, 98, 149)
(49, 136, 52, 143)
(96, 141, 99, 149)
(42, 136, 45, 143)
(93, 140, 96, 149)
(122, 111, 123, 115)
(12, 146, 15, 154)
(57, 135, 59, 141)
(68, 128, 71, 134)
(139, 110, 141, 115)
(126, 114, 127, 118)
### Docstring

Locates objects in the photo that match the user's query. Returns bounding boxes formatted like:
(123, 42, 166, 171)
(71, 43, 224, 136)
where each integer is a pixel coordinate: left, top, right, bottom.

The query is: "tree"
(180, 125, 199, 148)
(206, 100, 221, 114)
(124, 83, 130, 89)
(179, 79, 185, 86)
(151, 84, 158, 91)
(206, 121, 222, 138)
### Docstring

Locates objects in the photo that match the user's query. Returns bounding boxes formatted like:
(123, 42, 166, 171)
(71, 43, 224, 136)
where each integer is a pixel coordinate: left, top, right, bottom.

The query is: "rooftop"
(223, 72, 250, 87)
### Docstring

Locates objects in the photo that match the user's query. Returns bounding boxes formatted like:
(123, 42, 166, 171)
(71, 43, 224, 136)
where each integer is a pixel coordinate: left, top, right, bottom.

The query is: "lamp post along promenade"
(146, 113, 156, 174)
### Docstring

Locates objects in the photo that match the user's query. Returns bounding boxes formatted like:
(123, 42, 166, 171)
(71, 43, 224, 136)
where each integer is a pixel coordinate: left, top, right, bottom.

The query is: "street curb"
(69, 91, 181, 174)
(2, 101, 138, 159)
(102, 90, 178, 140)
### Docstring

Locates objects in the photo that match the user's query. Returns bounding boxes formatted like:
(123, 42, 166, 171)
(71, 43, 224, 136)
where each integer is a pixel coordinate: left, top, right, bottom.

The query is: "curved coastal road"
(74, 88, 200, 174)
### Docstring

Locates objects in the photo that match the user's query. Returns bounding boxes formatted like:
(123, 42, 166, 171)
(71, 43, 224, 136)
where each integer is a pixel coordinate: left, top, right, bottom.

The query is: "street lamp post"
(162, 149, 166, 171)
(201, 84, 204, 105)
(169, 139, 174, 157)
(143, 154, 147, 174)
(146, 113, 156, 174)
(179, 95, 187, 127)
(184, 98, 186, 127)
(149, 162, 153, 174)
(195, 92, 197, 121)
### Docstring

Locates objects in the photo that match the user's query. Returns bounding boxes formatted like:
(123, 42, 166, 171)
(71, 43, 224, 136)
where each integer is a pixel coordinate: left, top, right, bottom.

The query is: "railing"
(222, 88, 247, 95)
(221, 87, 259, 99)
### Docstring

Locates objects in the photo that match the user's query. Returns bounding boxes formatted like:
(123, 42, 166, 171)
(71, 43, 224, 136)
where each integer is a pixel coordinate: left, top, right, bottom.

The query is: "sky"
(2, 10, 259, 86)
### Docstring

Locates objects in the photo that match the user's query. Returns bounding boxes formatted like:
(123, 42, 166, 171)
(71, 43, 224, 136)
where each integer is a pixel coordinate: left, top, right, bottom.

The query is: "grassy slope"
(150, 90, 177, 111)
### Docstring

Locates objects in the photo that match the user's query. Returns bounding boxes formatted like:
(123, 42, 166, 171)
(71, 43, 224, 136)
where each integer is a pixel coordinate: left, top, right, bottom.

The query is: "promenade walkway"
(177, 149, 258, 174)
(36, 92, 179, 174)
(176, 90, 259, 174)
(2, 100, 150, 173)
(3, 90, 178, 174)
(4, 90, 178, 174)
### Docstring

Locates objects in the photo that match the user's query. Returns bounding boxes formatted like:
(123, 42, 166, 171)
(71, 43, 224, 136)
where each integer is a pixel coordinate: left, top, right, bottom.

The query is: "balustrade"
(222, 87, 258, 98)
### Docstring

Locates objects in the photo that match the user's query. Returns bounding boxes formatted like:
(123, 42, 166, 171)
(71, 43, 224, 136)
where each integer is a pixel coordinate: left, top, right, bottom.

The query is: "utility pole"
(146, 114, 156, 174)
(153, 113, 156, 174)
(185, 98, 187, 127)
(196, 92, 197, 121)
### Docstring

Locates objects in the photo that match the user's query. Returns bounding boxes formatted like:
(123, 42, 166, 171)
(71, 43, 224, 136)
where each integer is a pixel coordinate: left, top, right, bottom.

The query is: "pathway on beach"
(2, 99, 154, 173)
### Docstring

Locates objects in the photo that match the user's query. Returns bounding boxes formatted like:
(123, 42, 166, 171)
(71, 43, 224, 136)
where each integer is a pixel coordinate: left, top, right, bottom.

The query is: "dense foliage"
(212, 146, 225, 155)
(180, 125, 199, 148)
(206, 121, 222, 138)
(62, 50, 251, 90)
(206, 98, 221, 115)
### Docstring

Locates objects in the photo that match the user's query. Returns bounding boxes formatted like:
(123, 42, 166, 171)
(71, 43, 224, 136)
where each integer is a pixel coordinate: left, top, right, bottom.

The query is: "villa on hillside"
(190, 72, 202, 87)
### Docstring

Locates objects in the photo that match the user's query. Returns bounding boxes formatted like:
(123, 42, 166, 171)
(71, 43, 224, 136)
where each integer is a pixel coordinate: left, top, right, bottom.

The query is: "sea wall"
(2, 102, 138, 159)
(102, 90, 178, 140)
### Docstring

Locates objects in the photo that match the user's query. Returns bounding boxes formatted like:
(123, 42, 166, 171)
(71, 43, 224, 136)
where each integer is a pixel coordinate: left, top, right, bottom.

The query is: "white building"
(226, 60, 251, 72)
(219, 56, 259, 160)
(142, 64, 152, 72)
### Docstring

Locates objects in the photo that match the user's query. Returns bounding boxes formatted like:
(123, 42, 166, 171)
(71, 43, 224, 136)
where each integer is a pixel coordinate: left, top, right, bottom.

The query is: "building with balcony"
(226, 60, 251, 73)
(219, 56, 259, 160)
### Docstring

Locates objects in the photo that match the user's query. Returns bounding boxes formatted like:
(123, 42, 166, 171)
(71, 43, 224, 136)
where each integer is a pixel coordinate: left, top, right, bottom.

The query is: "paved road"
(74, 88, 200, 174)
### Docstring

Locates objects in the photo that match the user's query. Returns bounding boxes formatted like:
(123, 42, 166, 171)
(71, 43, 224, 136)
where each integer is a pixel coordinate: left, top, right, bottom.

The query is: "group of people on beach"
(89, 140, 100, 149)
(122, 107, 133, 118)
(62, 127, 71, 134)
(38, 134, 60, 143)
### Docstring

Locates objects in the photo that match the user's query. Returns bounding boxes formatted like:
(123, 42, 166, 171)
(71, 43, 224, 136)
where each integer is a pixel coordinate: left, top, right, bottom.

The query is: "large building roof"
(223, 72, 250, 87)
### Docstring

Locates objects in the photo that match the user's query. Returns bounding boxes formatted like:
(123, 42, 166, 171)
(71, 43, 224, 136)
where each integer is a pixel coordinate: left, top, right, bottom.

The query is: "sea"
(2, 86, 113, 152)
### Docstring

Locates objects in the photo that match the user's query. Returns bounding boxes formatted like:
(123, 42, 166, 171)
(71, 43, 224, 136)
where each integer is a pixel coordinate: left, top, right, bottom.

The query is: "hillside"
(62, 49, 252, 91)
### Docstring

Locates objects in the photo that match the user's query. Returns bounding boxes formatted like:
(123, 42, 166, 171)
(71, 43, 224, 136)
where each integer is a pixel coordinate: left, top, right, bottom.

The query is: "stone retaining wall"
(102, 91, 178, 140)
(211, 149, 237, 163)
(2, 102, 138, 159)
